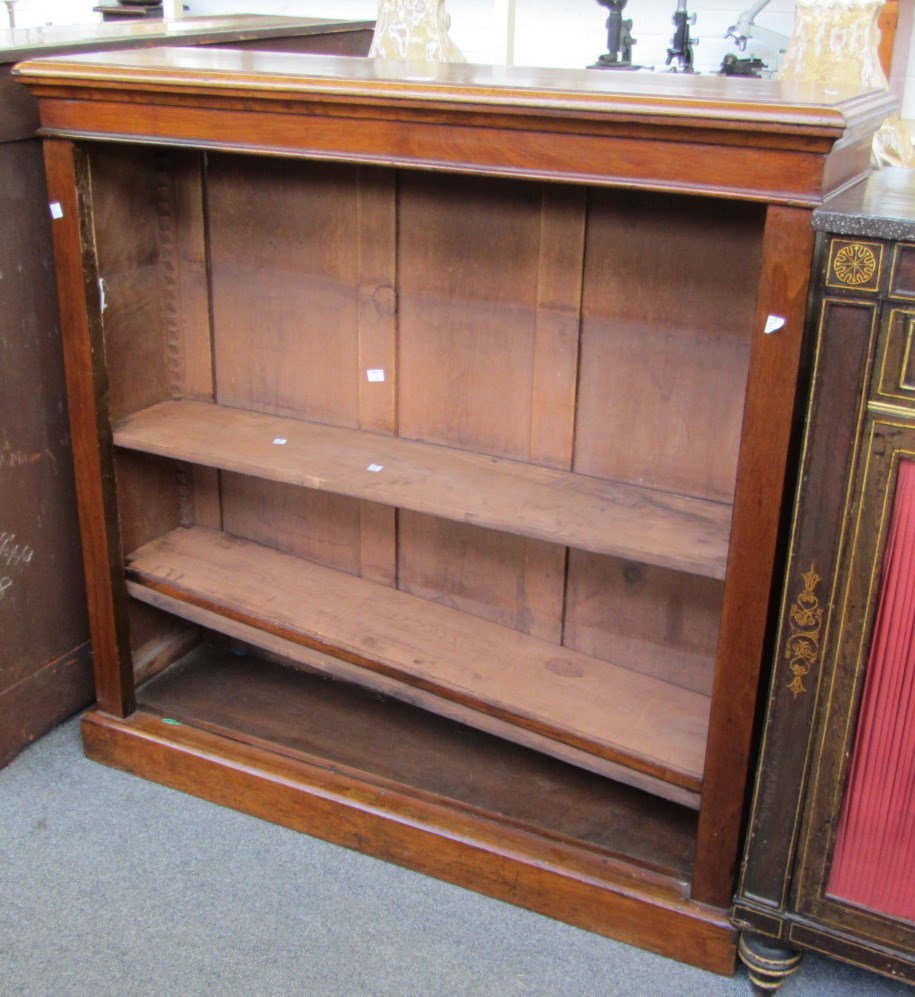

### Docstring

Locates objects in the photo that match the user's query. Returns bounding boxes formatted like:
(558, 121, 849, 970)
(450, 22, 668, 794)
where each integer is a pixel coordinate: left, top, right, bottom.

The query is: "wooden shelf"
(138, 643, 698, 880)
(125, 526, 711, 804)
(113, 400, 732, 579)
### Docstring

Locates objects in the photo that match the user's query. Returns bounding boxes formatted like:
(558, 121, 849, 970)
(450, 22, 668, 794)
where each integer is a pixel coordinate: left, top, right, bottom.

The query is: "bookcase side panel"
(42, 139, 134, 715)
(88, 146, 212, 672)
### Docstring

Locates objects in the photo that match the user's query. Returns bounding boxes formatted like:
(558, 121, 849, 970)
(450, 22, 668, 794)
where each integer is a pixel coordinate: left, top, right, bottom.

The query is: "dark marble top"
(814, 167, 915, 240)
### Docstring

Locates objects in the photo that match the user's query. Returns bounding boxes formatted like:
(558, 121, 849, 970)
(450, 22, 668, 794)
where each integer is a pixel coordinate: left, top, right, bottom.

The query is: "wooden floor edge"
(80, 709, 737, 976)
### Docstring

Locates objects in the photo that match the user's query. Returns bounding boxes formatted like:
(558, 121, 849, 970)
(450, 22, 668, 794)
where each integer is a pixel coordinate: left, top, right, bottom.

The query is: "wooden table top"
(1, 15, 373, 63)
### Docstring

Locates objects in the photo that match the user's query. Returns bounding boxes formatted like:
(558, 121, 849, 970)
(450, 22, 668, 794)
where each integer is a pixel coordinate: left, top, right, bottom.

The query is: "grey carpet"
(0, 715, 910, 996)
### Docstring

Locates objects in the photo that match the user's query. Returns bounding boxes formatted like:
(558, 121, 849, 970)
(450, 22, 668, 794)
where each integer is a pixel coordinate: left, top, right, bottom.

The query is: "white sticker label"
(764, 315, 786, 335)
(366, 369, 385, 382)
(49, 202, 64, 220)
(367, 464, 383, 473)
(273, 438, 287, 446)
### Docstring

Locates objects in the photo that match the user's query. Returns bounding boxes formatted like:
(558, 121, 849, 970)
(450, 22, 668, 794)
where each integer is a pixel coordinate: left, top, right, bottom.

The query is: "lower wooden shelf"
(125, 525, 711, 806)
(80, 642, 736, 974)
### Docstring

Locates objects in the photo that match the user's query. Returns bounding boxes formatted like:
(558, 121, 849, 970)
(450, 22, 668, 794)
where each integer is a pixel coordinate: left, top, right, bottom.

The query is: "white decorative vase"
(370, 0, 465, 62)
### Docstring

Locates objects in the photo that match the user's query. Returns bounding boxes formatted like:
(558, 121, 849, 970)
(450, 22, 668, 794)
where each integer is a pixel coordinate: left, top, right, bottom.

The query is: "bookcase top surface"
(14, 46, 894, 134)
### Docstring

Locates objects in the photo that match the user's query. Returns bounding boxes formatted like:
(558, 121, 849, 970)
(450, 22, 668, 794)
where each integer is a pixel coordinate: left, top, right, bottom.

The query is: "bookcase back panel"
(563, 549, 723, 696)
(87, 147, 739, 698)
(397, 511, 566, 644)
(397, 172, 541, 461)
(207, 155, 361, 426)
(219, 473, 364, 578)
(86, 147, 741, 791)
(575, 191, 764, 503)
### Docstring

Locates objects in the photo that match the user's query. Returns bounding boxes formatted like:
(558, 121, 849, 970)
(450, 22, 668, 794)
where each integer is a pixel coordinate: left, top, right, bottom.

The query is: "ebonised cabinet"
(734, 167, 915, 989)
(14, 48, 892, 973)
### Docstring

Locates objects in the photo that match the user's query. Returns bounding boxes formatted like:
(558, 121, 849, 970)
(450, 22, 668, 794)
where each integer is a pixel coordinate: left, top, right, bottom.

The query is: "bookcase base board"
(81, 707, 736, 975)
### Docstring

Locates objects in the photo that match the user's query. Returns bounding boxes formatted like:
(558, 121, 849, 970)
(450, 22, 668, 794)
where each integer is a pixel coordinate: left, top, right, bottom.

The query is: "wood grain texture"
(28, 98, 841, 207)
(691, 205, 817, 907)
(42, 138, 134, 717)
(356, 167, 397, 586)
(0, 642, 93, 769)
(220, 473, 363, 577)
(395, 175, 573, 641)
(16, 48, 893, 211)
(157, 150, 212, 402)
(14, 46, 890, 134)
(397, 172, 540, 460)
(113, 400, 732, 578)
(137, 645, 698, 873)
(575, 189, 763, 503)
(397, 513, 566, 644)
(0, 135, 88, 715)
(127, 587, 699, 806)
(81, 707, 738, 974)
(138, 645, 699, 868)
(563, 550, 723, 696)
(124, 526, 711, 795)
(90, 147, 171, 422)
(530, 185, 585, 471)
(356, 166, 397, 437)
(207, 155, 360, 426)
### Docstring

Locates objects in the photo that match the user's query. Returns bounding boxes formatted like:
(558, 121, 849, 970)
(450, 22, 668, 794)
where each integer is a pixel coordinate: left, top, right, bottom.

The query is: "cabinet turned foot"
(738, 933, 803, 992)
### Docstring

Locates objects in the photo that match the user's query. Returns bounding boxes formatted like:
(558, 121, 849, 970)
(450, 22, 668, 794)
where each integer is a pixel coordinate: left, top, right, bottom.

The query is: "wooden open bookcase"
(14, 48, 893, 973)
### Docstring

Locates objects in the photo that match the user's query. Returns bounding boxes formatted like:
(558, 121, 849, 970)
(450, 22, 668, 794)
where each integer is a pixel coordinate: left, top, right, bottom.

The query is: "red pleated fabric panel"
(828, 459, 915, 923)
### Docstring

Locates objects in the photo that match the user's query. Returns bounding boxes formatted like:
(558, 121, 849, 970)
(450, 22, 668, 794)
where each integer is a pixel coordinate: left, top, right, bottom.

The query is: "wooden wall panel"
(563, 550, 723, 695)
(207, 155, 360, 426)
(575, 190, 765, 503)
(530, 186, 586, 471)
(159, 151, 213, 403)
(113, 450, 187, 662)
(397, 513, 565, 642)
(397, 176, 583, 639)
(356, 167, 398, 587)
(207, 156, 365, 572)
(92, 148, 213, 666)
(397, 172, 540, 460)
(220, 474, 363, 577)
